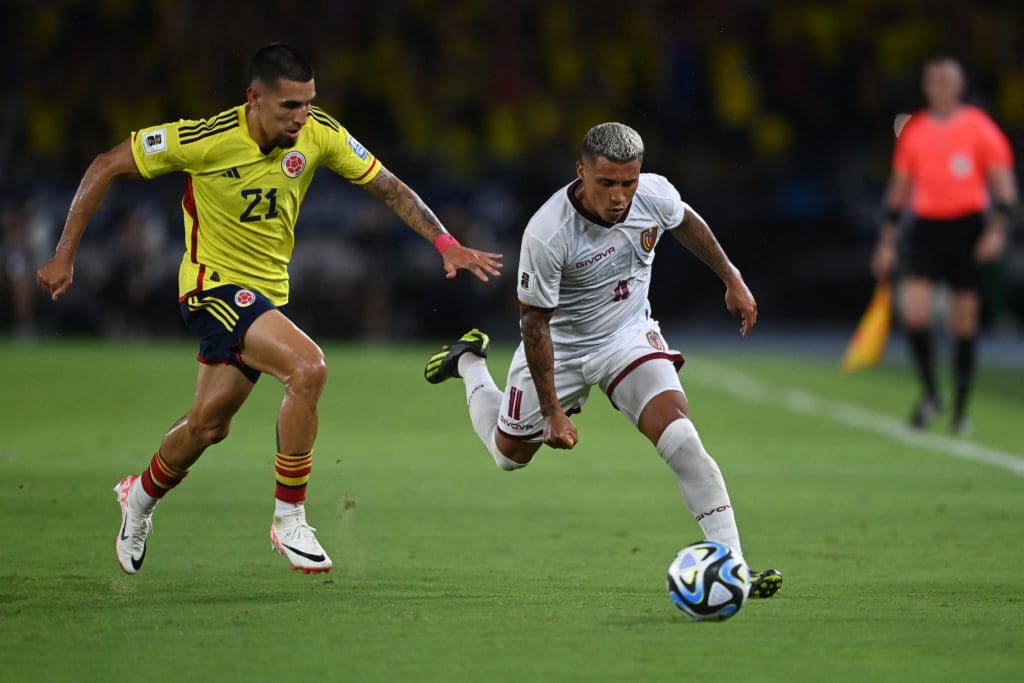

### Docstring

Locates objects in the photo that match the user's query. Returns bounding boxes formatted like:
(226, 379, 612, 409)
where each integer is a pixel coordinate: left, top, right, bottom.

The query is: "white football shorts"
(497, 318, 685, 441)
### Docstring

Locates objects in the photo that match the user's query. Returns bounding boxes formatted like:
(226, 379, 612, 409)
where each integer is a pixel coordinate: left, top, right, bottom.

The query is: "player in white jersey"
(518, 171, 681, 353)
(425, 122, 781, 598)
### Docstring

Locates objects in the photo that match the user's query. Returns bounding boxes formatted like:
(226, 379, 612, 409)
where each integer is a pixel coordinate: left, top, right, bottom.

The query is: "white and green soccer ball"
(667, 540, 750, 621)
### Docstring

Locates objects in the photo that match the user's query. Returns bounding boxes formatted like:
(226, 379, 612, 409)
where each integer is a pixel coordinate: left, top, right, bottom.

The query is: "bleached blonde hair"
(581, 122, 644, 164)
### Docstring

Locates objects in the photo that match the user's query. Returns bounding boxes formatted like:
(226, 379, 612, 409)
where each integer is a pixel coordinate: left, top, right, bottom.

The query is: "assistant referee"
(872, 55, 1017, 434)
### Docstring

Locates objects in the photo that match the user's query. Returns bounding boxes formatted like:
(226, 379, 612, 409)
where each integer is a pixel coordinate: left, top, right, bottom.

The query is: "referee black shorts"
(902, 212, 986, 291)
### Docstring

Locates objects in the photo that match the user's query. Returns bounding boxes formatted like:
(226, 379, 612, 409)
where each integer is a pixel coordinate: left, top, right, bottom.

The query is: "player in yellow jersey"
(36, 43, 503, 575)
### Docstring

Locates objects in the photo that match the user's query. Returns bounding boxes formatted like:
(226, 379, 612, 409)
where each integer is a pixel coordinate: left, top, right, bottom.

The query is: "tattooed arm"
(363, 166, 502, 281)
(520, 304, 578, 449)
(669, 206, 758, 336)
(363, 166, 446, 241)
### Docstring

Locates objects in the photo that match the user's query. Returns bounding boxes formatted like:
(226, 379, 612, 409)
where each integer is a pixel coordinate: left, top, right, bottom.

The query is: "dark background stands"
(3, 0, 1022, 341)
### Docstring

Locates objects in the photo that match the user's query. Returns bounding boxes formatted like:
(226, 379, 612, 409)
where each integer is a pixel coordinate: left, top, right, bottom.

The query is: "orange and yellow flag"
(840, 283, 893, 373)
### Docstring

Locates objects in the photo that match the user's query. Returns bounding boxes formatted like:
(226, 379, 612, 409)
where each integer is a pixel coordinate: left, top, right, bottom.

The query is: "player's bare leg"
(241, 309, 332, 573)
(494, 432, 542, 466)
(949, 289, 981, 435)
(115, 363, 255, 574)
(242, 309, 326, 455)
(161, 363, 257, 469)
(902, 277, 942, 428)
(637, 387, 781, 599)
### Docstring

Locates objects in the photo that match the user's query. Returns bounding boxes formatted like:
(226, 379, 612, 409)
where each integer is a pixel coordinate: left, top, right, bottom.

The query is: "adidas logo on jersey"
(221, 167, 240, 179)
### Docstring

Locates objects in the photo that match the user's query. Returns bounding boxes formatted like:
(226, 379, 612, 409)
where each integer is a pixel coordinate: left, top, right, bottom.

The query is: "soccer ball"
(667, 540, 750, 621)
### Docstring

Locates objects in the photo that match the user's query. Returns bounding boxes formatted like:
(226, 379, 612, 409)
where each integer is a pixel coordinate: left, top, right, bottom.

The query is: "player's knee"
(656, 418, 701, 460)
(189, 415, 232, 445)
(495, 453, 530, 471)
(288, 352, 328, 395)
(493, 435, 535, 471)
(205, 427, 230, 445)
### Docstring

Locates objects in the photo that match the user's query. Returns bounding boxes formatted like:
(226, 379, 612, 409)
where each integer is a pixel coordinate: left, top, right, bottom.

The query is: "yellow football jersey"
(130, 104, 381, 305)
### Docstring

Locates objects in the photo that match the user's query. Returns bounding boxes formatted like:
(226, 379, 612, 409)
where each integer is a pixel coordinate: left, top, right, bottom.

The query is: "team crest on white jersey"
(646, 330, 665, 350)
(141, 128, 167, 155)
(234, 289, 256, 308)
(640, 227, 657, 253)
(282, 151, 307, 178)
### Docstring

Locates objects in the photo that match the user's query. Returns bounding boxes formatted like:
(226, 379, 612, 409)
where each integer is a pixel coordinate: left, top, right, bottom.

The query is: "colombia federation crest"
(281, 151, 307, 178)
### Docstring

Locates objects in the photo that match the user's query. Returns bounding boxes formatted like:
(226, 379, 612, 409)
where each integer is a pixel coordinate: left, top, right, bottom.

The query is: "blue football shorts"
(179, 285, 277, 383)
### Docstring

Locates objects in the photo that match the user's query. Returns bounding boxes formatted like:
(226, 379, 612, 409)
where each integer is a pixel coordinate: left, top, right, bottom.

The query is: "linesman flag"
(840, 283, 892, 373)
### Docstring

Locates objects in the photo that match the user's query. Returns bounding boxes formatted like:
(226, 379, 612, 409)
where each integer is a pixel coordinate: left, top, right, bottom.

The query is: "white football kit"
(500, 173, 690, 441)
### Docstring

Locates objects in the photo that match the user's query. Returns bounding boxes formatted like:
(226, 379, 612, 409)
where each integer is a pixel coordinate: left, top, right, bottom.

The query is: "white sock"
(129, 477, 159, 515)
(459, 354, 527, 471)
(656, 418, 742, 555)
(274, 499, 304, 519)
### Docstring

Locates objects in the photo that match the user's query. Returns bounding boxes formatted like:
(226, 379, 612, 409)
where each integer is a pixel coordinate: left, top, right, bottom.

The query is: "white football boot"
(114, 475, 154, 574)
(270, 508, 333, 574)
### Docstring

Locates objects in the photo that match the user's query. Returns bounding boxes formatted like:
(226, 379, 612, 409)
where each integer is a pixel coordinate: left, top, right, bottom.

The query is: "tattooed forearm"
(670, 210, 739, 282)
(520, 305, 561, 417)
(364, 166, 446, 241)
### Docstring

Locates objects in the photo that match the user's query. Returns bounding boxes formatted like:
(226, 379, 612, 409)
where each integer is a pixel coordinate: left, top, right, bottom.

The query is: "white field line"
(686, 360, 1024, 478)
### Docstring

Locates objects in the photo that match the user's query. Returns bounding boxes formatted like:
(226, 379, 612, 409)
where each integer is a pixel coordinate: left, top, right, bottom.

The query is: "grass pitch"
(1, 339, 1021, 682)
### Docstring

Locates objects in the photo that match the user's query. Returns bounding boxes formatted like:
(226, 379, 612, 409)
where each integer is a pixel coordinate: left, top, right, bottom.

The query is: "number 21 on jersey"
(240, 188, 279, 222)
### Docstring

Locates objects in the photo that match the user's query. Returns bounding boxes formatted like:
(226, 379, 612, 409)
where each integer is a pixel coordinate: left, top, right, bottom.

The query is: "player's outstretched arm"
(362, 166, 503, 282)
(669, 207, 758, 336)
(37, 138, 141, 300)
(520, 304, 577, 449)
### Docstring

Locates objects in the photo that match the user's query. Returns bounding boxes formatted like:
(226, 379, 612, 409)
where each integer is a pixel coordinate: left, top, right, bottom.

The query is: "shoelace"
(125, 510, 152, 555)
(276, 515, 320, 544)
(282, 521, 317, 542)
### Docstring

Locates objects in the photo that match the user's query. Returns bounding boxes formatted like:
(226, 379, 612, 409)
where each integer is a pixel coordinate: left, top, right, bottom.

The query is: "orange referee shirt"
(893, 105, 1013, 219)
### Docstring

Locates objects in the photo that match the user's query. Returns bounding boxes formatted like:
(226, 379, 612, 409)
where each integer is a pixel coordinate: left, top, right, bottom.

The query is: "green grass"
(1, 340, 1022, 682)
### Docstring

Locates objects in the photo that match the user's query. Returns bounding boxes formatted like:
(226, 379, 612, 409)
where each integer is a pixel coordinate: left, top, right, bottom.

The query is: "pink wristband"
(433, 233, 460, 254)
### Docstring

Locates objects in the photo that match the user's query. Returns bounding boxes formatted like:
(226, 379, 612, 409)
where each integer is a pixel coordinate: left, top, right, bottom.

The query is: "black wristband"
(884, 208, 901, 223)
(993, 200, 1014, 217)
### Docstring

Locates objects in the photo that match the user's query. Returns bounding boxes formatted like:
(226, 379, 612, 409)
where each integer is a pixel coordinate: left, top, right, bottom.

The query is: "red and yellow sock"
(139, 451, 189, 499)
(275, 450, 313, 503)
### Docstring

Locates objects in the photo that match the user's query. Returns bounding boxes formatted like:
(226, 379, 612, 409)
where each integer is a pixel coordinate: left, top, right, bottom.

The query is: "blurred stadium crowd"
(2, 0, 1022, 340)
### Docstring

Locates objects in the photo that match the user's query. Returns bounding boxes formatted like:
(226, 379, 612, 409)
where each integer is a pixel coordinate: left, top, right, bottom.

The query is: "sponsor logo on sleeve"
(347, 134, 369, 160)
(519, 270, 531, 290)
(141, 128, 168, 155)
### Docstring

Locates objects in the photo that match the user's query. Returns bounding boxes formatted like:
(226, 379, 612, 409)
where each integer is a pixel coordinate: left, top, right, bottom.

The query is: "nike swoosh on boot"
(282, 543, 325, 562)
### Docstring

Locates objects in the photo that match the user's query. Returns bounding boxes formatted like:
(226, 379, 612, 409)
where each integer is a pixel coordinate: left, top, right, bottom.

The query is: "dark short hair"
(249, 43, 314, 87)
(922, 53, 966, 79)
